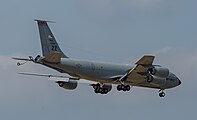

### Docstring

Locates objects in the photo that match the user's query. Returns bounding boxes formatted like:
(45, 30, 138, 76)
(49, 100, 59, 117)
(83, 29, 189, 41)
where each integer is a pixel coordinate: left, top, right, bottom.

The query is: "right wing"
(18, 72, 97, 85)
(18, 72, 79, 80)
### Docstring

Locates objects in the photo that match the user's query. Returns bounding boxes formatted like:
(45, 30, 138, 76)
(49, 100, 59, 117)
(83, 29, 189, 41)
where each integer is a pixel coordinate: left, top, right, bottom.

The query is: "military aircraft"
(13, 20, 181, 97)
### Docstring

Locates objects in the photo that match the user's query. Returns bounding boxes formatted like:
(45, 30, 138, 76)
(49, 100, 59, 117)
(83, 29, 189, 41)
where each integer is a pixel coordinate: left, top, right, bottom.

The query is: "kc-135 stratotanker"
(13, 20, 181, 97)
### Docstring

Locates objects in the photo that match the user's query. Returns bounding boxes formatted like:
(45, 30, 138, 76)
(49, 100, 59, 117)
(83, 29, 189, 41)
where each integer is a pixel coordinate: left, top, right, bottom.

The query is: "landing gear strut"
(117, 84, 131, 91)
(159, 89, 165, 97)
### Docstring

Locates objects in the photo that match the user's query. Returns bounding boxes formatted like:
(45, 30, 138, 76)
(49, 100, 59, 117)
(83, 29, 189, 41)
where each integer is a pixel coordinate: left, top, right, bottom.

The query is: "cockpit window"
(166, 77, 174, 82)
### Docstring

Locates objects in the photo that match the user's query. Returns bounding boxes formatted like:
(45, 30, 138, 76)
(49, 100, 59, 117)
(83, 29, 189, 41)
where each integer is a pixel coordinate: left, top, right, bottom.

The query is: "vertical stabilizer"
(35, 20, 68, 58)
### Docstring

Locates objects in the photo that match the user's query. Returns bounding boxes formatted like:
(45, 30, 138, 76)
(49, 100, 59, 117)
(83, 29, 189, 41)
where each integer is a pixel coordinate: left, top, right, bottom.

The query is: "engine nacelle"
(57, 80, 77, 90)
(149, 66, 169, 78)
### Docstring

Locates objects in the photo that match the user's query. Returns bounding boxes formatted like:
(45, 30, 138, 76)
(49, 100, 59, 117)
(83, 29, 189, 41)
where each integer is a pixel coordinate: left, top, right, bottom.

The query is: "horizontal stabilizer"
(12, 57, 32, 61)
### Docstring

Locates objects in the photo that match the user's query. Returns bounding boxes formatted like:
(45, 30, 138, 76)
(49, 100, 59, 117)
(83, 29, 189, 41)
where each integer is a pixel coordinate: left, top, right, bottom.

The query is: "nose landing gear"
(159, 89, 165, 97)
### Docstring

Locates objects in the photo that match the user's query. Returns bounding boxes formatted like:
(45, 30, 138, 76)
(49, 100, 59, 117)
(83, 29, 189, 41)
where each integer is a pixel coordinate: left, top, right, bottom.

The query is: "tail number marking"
(51, 45, 57, 51)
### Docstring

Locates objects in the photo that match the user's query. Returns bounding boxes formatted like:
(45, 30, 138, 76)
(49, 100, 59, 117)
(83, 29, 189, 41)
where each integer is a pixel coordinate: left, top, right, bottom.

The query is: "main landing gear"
(117, 84, 131, 91)
(159, 89, 165, 97)
(92, 83, 109, 94)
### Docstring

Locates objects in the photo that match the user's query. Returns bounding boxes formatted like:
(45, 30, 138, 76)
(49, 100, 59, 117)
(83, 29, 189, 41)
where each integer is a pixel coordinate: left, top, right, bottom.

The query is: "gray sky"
(0, 0, 196, 119)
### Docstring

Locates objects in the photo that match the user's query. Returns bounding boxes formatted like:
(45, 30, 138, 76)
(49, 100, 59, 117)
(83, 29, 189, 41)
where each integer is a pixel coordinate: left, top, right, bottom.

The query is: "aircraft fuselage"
(43, 58, 180, 90)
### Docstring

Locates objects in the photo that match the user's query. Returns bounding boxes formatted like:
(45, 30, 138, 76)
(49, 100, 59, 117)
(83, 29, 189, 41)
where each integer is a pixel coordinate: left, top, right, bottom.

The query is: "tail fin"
(35, 20, 68, 58)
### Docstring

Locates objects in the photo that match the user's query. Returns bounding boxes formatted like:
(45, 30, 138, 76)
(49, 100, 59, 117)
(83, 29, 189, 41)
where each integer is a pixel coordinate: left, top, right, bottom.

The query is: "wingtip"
(135, 55, 155, 65)
(143, 55, 155, 57)
(34, 19, 56, 24)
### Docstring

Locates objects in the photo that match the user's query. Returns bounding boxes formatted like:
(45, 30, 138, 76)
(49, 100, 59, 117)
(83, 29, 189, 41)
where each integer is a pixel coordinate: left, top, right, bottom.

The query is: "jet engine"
(57, 80, 77, 90)
(148, 66, 169, 78)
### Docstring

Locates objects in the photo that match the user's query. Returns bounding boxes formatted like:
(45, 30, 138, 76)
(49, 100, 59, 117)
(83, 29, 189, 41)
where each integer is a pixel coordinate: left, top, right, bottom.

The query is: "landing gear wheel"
(117, 84, 131, 91)
(103, 88, 108, 94)
(94, 86, 101, 93)
(100, 88, 108, 94)
(125, 85, 131, 91)
(94, 89, 99, 94)
(93, 84, 109, 94)
(159, 92, 165, 97)
(101, 90, 105, 94)
(117, 85, 122, 91)
(121, 85, 126, 90)
(123, 88, 127, 91)
(93, 83, 100, 90)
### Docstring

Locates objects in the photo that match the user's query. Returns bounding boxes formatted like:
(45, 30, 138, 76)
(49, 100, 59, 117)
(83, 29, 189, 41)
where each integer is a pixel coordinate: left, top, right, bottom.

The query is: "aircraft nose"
(178, 79, 181, 85)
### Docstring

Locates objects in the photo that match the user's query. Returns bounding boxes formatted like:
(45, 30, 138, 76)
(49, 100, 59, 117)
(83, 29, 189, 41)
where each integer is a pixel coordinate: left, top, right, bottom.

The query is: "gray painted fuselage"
(43, 58, 180, 90)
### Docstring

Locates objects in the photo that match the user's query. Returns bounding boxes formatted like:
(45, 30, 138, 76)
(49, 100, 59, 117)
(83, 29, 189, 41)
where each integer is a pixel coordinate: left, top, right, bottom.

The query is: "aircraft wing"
(125, 55, 155, 83)
(18, 72, 97, 85)
(18, 72, 79, 80)
(135, 55, 155, 65)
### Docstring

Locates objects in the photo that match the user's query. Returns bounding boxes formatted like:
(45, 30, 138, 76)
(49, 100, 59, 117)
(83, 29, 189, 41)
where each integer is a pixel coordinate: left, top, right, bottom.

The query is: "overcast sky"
(0, 0, 197, 120)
